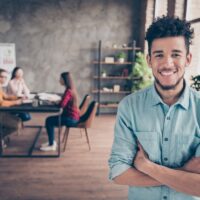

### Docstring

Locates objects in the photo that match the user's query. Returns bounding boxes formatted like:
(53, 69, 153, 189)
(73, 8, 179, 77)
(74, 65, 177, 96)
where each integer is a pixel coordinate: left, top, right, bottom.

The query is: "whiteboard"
(0, 43, 16, 74)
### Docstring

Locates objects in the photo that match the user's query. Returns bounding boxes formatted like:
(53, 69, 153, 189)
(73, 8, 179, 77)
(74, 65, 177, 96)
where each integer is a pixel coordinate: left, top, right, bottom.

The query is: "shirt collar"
(149, 81, 190, 110)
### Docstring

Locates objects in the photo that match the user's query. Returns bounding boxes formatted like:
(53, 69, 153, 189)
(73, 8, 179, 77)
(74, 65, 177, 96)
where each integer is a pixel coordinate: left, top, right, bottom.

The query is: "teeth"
(160, 71, 174, 76)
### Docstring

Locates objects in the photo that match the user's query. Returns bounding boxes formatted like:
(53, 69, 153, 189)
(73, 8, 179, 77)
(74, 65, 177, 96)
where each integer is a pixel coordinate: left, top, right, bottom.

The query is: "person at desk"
(7, 66, 30, 98)
(40, 72, 80, 151)
(0, 68, 22, 147)
(7, 66, 31, 122)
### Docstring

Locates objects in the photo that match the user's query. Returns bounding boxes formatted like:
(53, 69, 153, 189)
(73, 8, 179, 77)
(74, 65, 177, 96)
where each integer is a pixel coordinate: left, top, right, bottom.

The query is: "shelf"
(93, 76, 130, 80)
(93, 76, 142, 81)
(104, 47, 141, 51)
(99, 103, 118, 108)
(93, 61, 132, 65)
(93, 40, 139, 115)
(92, 90, 131, 94)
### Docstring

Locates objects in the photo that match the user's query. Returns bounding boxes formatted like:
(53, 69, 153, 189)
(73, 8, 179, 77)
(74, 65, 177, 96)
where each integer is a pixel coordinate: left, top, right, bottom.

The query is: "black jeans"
(17, 112, 31, 122)
(45, 115, 79, 145)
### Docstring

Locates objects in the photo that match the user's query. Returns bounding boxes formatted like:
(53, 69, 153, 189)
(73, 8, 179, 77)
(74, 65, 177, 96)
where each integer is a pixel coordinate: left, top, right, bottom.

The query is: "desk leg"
(28, 126, 43, 156)
(0, 113, 3, 156)
(58, 114, 61, 157)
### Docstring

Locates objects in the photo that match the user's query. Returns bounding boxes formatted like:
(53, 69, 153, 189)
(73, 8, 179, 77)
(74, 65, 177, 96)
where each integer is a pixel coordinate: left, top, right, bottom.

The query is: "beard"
(154, 73, 184, 90)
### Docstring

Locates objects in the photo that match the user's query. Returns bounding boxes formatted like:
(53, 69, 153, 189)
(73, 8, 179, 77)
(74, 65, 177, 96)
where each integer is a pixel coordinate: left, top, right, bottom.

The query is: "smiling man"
(108, 16, 200, 200)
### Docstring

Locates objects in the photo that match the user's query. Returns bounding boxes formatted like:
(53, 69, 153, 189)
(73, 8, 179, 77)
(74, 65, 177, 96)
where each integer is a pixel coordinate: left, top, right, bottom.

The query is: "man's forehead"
(0, 71, 8, 76)
(151, 36, 187, 53)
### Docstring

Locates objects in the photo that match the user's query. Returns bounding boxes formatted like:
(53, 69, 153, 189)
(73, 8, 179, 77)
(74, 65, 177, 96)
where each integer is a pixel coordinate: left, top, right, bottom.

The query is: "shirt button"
(164, 157, 168, 161)
(164, 138, 168, 141)
(163, 196, 167, 199)
(166, 117, 170, 120)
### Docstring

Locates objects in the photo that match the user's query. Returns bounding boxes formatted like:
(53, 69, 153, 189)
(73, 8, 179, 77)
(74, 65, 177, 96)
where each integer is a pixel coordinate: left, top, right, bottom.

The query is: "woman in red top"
(40, 72, 80, 151)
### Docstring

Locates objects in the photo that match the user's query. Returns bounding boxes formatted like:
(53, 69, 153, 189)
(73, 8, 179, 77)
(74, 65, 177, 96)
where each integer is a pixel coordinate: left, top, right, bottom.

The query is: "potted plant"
(116, 52, 127, 63)
(191, 75, 200, 91)
(101, 69, 107, 77)
(130, 52, 153, 92)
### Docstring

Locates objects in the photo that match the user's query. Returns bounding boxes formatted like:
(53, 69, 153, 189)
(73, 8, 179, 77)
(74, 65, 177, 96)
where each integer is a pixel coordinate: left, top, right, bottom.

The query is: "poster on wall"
(0, 43, 16, 74)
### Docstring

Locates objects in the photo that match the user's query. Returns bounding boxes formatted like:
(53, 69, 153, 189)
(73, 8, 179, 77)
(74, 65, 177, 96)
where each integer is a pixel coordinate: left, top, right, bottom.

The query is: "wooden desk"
(0, 103, 62, 158)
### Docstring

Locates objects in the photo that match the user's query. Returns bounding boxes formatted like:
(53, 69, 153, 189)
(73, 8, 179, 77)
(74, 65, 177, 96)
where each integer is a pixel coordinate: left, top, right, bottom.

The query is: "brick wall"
(144, 0, 154, 54)
(186, 0, 200, 79)
(155, 0, 168, 17)
(175, 0, 185, 18)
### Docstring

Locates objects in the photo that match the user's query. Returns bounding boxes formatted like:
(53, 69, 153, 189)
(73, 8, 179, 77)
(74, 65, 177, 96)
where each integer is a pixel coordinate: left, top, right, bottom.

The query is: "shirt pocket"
(135, 131, 161, 164)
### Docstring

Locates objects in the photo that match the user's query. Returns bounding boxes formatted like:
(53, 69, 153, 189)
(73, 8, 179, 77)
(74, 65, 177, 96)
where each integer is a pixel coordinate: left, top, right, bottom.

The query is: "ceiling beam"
(167, 0, 176, 17)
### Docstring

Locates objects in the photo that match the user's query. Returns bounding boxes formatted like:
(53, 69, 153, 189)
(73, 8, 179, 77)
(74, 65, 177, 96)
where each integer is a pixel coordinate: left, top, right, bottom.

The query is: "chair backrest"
(79, 101, 98, 128)
(79, 94, 91, 116)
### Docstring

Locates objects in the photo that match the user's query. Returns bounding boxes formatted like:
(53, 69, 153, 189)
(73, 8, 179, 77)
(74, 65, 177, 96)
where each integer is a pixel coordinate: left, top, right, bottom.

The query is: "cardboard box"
(105, 57, 114, 63)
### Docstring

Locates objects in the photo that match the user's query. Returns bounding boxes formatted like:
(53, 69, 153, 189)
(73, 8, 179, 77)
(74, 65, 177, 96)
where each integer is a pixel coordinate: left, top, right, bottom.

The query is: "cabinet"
(92, 40, 141, 115)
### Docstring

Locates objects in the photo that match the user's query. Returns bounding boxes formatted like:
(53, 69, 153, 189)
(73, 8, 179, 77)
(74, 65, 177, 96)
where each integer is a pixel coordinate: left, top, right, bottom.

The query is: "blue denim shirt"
(108, 83, 200, 200)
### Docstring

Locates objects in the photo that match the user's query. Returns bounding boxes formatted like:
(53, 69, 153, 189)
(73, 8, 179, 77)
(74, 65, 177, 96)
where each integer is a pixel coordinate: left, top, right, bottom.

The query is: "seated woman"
(7, 66, 31, 121)
(40, 72, 80, 151)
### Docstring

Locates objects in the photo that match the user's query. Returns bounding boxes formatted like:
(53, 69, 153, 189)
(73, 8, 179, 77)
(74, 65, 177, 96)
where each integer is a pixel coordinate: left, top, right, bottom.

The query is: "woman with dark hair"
(8, 66, 31, 122)
(7, 66, 30, 98)
(40, 72, 80, 151)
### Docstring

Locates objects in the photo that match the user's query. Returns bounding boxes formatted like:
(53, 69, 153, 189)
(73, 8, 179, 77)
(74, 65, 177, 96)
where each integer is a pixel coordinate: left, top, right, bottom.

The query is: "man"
(108, 16, 200, 199)
(0, 68, 22, 149)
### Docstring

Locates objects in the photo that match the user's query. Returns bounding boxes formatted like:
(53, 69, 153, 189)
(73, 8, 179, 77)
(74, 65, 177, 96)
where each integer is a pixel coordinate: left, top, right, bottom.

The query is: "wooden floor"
(0, 114, 127, 200)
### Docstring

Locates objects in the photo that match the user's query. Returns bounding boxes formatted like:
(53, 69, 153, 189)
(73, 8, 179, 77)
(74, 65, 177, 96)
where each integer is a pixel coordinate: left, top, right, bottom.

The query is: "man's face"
(0, 71, 8, 85)
(147, 36, 192, 90)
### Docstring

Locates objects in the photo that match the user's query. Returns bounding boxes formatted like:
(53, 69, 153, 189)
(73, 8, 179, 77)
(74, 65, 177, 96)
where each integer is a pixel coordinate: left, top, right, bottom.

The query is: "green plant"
(130, 52, 153, 92)
(116, 52, 127, 59)
(101, 69, 106, 74)
(191, 75, 200, 91)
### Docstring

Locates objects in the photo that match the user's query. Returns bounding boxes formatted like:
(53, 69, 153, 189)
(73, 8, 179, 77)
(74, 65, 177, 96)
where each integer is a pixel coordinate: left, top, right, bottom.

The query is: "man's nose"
(162, 56, 174, 67)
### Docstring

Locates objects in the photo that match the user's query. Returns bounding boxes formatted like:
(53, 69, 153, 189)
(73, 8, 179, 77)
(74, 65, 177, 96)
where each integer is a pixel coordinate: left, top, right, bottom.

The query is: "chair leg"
(80, 128, 82, 137)
(62, 126, 67, 143)
(84, 128, 91, 151)
(63, 128, 70, 152)
(17, 129, 21, 136)
(17, 120, 24, 136)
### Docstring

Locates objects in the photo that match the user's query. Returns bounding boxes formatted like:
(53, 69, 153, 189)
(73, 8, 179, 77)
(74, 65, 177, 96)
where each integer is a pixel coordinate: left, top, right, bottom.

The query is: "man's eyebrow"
(152, 50, 163, 54)
(152, 49, 183, 54)
(172, 49, 183, 53)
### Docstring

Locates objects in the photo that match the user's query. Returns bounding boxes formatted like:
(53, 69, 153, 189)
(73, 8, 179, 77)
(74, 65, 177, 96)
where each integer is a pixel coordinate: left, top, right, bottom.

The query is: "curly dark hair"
(145, 16, 194, 55)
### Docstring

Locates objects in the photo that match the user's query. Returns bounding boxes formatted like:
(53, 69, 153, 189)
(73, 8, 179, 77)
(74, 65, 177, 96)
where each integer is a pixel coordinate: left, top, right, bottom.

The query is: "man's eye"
(172, 53, 181, 58)
(155, 54, 163, 58)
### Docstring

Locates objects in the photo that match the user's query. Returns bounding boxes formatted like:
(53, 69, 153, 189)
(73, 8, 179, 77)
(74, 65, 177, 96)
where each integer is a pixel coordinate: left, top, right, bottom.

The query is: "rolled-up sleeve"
(195, 130, 200, 157)
(195, 144, 200, 157)
(108, 98, 137, 180)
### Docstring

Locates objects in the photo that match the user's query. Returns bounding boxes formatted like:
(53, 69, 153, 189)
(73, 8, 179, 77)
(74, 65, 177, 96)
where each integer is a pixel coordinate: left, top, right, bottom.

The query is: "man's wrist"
(142, 160, 158, 175)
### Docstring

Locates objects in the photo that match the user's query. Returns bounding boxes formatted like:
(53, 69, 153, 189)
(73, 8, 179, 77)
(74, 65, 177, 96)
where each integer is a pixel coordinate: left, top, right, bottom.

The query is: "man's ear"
(186, 53, 192, 67)
(146, 54, 152, 69)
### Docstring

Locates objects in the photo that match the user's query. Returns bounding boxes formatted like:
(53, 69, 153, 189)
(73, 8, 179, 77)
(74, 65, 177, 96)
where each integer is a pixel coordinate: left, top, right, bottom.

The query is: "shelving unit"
(93, 40, 141, 115)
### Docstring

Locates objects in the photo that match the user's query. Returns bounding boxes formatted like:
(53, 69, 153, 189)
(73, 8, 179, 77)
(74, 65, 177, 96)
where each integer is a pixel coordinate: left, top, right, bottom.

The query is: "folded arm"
(3, 92, 18, 100)
(113, 167, 162, 187)
(109, 100, 162, 187)
(134, 142, 200, 196)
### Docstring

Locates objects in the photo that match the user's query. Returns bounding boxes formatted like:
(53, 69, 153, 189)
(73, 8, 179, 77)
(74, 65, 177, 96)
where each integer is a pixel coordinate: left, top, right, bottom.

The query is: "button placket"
(162, 110, 171, 164)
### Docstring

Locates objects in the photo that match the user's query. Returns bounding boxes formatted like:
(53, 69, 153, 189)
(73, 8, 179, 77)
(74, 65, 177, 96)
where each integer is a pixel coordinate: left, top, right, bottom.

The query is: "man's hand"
(134, 142, 151, 173)
(182, 157, 200, 174)
(15, 99, 22, 105)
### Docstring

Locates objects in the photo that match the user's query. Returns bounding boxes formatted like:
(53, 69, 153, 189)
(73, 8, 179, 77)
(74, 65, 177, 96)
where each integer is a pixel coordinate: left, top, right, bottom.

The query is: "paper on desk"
(37, 93, 61, 102)
(22, 99, 33, 104)
(29, 93, 36, 100)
